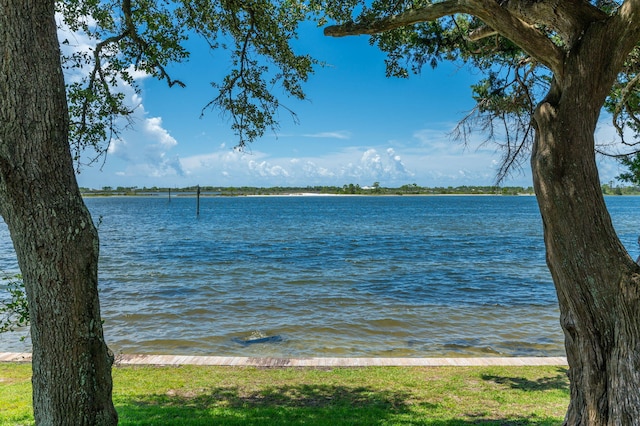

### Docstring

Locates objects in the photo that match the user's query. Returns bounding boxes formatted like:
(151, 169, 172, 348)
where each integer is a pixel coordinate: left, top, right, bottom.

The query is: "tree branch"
(611, 0, 640, 54)
(621, 0, 640, 21)
(121, 0, 185, 88)
(500, 0, 608, 47)
(324, 0, 565, 76)
(324, 1, 464, 38)
(468, 25, 497, 41)
(613, 72, 640, 141)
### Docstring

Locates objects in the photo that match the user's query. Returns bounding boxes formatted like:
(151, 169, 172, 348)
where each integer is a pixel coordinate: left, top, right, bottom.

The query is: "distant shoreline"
(81, 192, 538, 198)
(80, 185, 538, 198)
(80, 184, 638, 197)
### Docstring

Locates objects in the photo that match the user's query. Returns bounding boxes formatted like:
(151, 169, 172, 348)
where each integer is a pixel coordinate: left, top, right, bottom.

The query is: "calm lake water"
(2, 195, 640, 357)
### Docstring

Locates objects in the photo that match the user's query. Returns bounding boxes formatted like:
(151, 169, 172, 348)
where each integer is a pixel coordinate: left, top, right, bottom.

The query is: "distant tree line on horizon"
(80, 182, 640, 196)
(81, 183, 537, 196)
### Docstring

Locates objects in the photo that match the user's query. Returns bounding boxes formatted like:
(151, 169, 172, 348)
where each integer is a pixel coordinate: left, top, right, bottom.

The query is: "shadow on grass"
(481, 367, 569, 392)
(115, 383, 564, 426)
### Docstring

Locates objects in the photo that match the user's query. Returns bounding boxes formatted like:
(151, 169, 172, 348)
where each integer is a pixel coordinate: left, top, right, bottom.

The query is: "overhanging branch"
(324, 1, 464, 37)
(121, 0, 185, 88)
(324, 0, 565, 76)
(468, 25, 497, 41)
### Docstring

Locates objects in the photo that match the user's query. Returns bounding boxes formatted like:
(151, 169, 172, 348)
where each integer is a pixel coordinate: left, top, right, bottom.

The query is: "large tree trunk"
(531, 45, 640, 425)
(0, 1, 118, 425)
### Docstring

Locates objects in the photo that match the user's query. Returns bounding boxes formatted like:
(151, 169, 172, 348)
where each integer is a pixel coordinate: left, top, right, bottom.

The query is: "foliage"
(0, 274, 29, 335)
(56, 0, 318, 167)
(616, 152, 640, 185)
(54, 1, 640, 182)
(605, 46, 640, 144)
(0, 363, 569, 425)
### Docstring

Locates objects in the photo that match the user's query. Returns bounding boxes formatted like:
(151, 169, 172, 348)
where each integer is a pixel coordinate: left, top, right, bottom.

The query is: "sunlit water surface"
(2, 195, 640, 357)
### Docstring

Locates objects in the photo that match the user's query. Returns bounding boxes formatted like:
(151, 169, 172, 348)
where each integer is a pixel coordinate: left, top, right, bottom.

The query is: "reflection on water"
(2, 195, 640, 357)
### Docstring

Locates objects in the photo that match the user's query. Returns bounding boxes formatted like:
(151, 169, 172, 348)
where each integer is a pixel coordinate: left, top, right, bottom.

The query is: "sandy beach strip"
(0, 352, 567, 367)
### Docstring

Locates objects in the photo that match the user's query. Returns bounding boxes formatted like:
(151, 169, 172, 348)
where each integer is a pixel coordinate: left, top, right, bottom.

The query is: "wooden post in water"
(196, 185, 201, 216)
(168, 188, 171, 202)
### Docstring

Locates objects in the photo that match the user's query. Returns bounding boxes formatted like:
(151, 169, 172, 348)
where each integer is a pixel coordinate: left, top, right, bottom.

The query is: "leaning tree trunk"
(532, 54, 640, 424)
(0, 1, 118, 425)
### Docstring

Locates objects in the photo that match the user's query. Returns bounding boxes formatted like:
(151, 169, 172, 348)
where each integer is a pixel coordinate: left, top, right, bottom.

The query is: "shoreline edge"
(0, 352, 568, 367)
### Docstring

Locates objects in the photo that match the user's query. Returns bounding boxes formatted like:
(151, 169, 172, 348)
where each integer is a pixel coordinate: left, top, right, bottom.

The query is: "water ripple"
(3, 195, 639, 356)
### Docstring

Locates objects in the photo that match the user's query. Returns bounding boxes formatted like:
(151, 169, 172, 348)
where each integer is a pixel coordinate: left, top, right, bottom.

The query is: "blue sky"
(70, 22, 625, 190)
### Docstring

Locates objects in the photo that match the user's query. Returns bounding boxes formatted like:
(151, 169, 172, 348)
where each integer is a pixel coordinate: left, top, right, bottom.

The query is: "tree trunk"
(532, 60, 640, 425)
(0, 1, 118, 425)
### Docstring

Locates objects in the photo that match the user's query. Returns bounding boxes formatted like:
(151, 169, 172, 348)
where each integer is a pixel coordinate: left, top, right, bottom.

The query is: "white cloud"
(398, 126, 512, 185)
(173, 144, 417, 187)
(144, 117, 178, 149)
(404, 117, 633, 187)
(125, 64, 152, 81)
(96, 100, 185, 179)
(107, 138, 127, 157)
(351, 148, 414, 183)
(78, 119, 533, 189)
(301, 131, 352, 139)
(248, 160, 290, 178)
(57, 15, 185, 183)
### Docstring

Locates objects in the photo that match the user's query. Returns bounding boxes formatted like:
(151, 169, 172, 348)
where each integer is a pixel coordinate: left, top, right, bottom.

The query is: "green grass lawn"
(0, 363, 569, 425)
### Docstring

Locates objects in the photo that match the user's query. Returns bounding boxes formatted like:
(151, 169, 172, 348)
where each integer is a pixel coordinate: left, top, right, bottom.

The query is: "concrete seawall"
(0, 352, 567, 367)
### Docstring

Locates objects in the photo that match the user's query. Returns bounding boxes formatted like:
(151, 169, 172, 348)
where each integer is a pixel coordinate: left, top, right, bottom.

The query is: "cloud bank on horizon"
(60, 15, 626, 190)
(78, 125, 525, 189)
(75, 106, 627, 190)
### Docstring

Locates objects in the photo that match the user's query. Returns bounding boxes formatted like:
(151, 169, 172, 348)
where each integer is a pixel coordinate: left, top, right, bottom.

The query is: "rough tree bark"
(532, 17, 640, 424)
(0, 0, 118, 424)
(533, 85, 640, 425)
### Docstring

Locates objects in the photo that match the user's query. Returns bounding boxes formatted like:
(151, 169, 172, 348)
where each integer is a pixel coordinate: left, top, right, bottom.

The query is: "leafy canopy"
(57, 0, 316, 166)
(0, 274, 28, 336)
(56, 0, 640, 181)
